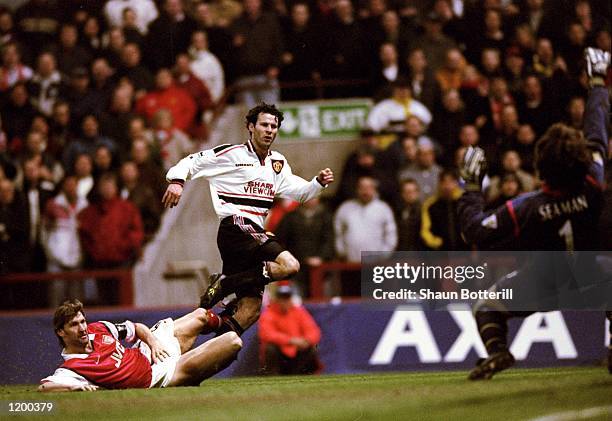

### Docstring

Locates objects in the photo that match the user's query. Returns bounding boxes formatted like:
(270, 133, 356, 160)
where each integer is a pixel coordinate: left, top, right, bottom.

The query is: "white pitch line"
(529, 406, 612, 421)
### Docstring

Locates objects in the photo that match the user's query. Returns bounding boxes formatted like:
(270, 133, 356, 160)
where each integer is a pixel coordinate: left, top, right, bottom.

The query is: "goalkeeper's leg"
(606, 311, 612, 374)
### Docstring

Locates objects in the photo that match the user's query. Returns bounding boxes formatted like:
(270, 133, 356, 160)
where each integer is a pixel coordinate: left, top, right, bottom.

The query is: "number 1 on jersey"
(558, 220, 574, 253)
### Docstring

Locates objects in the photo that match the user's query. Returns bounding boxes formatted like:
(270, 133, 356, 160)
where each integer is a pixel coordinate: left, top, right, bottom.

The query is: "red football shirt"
(59, 322, 152, 389)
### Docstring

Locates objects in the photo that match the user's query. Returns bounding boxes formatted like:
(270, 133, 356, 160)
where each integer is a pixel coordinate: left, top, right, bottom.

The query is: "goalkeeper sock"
(475, 310, 509, 355)
(216, 315, 245, 337)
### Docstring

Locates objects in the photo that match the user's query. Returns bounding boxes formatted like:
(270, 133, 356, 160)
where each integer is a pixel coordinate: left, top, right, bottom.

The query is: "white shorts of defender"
(135, 318, 182, 388)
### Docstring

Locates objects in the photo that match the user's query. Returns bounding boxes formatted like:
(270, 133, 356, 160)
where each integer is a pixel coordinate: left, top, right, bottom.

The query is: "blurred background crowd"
(0, 0, 610, 306)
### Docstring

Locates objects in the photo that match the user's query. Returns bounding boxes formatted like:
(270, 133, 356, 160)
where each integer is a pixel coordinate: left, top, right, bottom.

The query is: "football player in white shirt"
(162, 103, 333, 337)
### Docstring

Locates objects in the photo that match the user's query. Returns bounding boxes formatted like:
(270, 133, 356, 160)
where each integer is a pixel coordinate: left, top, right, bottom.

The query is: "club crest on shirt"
(271, 159, 284, 174)
(102, 335, 114, 345)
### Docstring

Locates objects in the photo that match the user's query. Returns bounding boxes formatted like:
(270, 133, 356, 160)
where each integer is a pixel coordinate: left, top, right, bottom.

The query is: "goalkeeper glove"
(461, 146, 488, 192)
(585, 47, 610, 87)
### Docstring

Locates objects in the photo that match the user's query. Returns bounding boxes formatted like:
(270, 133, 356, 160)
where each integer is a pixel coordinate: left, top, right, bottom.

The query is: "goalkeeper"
(458, 48, 611, 380)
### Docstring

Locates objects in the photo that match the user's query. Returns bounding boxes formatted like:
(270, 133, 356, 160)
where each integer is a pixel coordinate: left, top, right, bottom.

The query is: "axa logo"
(369, 307, 578, 364)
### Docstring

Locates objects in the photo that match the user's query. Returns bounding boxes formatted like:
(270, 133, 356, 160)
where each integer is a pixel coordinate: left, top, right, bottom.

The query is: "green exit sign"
(278, 99, 372, 140)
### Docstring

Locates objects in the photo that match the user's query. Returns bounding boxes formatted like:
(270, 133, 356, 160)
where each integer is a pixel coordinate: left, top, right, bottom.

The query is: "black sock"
(216, 315, 245, 337)
(475, 310, 509, 355)
(221, 264, 270, 294)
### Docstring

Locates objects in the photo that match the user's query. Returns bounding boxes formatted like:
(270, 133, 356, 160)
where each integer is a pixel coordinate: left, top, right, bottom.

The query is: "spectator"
(129, 137, 165, 200)
(63, 66, 101, 124)
(192, 1, 235, 70)
(47, 101, 73, 161)
(486, 172, 522, 210)
(371, 42, 400, 100)
(188, 30, 225, 104)
(565, 96, 585, 130)
(404, 47, 439, 113)
(92, 144, 118, 178)
(174, 53, 213, 140)
(99, 85, 137, 154)
(21, 157, 55, 271)
(279, 2, 321, 100)
(410, 11, 456, 73)
(480, 47, 502, 78)
(516, 74, 555, 137)
(81, 15, 103, 57)
(117, 42, 154, 96)
(102, 26, 126, 69)
(63, 114, 117, 172)
(145, 0, 197, 70)
(104, 0, 159, 36)
(486, 149, 537, 203)
(0, 9, 17, 50)
(395, 178, 421, 251)
(398, 138, 441, 202)
(503, 47, 526, 96)
(378, 10, 414, 61)
(19, 131, 60, 184)
(121, 7, 146, 46)
(43, 174, 88, 307)
(275, 197, 334, 297)
(51, 22, 92, 76)
(1, 82, 36, 148)
(509, 124, 537, 174)
(89, 57, 116, 113)
(229, 0, 283, 106)
(0, 178, 36, 307)
(436, 48, 466, 92)
(334, 175, 397, 264)
(28, 52, 65, 117)
(78, 172, 143, 304)
(334, 144, 384, 208)
(0, 42, 32, 92)
(322, 0, 368, 98)
(366, 78, 432, 133)
(420, 169, 466, 251)
(259, 282, 321, 375)
(135, 68, 197, 134)
(151, 109, 194, 171)
(73, 152, 94, 201)
(430, 88, 466, 160)
(561, 22, 587, 77)
(119, 160, 161, 243)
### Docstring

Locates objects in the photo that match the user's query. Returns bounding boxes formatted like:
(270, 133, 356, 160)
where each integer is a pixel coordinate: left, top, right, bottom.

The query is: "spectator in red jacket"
(78, 172, 143, 304)
(259, 282, 321, 375)
(135, 68, 196, 133)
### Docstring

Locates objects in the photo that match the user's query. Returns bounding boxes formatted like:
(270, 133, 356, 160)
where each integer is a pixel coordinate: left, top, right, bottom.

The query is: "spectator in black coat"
(275, 197, 334, 297)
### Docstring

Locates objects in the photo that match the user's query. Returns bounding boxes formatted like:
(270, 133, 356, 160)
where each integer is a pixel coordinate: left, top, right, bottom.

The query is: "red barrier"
(0, 270, 134, 306)
(309, 261, 362, 299)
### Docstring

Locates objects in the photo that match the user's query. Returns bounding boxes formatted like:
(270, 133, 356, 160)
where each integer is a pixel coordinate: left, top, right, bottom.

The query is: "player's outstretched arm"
(38, 382, 98, 392)
(583, 47, 610, 184)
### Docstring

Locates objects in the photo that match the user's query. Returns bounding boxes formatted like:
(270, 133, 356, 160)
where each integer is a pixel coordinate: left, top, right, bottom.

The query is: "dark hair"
(245, 102, 284, 131)
(53, 299, 85, 347)
(439, 168, 459, 182)
(535, 123, 591, 191)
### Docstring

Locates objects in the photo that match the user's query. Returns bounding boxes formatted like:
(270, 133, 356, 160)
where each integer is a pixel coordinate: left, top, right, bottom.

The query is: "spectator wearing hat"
(366, 77, 432, 133)
(259, 281, 322, 375)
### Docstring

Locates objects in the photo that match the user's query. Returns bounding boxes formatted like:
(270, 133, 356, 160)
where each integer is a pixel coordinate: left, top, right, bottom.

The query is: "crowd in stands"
(0, 0, 610, 306)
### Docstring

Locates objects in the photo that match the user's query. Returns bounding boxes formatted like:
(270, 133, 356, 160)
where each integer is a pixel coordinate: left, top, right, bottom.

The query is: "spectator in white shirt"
(366, 77, 432, 133)
(104, 0, 159, 35)
(334, 175, 397, 263)
(188, 30, 225, 103)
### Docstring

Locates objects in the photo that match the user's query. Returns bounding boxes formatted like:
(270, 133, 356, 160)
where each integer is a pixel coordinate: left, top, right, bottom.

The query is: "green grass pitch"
(1, 367, 611, 420)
